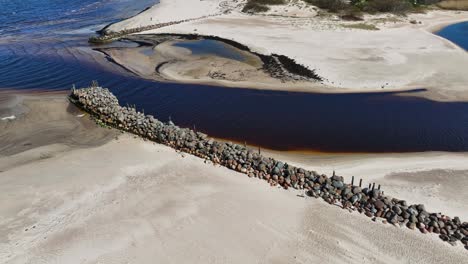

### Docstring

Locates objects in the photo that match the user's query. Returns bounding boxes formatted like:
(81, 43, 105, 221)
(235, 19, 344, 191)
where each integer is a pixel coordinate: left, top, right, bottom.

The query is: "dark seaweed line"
(128, 33, 324, 82)
(70, 85, 468, 250)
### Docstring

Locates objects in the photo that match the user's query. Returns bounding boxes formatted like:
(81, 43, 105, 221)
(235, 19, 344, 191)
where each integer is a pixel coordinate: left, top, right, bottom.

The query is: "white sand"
(105, 0, 229, 33)
(263, 150, 468, 220)
(108, 0, 468, 101)
(1, 94, 467, 263)
(1, 115, 15, 121)
(1, 135, 467, 263)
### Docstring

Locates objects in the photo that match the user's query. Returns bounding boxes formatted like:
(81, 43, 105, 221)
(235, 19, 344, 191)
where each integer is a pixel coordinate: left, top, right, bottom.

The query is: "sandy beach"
(99, 35, 319, 92)
(263, 150, 468, 219)
(103, 0, 468, 101)
(1, 92, 467, 263)
(1, 0, 468, 263)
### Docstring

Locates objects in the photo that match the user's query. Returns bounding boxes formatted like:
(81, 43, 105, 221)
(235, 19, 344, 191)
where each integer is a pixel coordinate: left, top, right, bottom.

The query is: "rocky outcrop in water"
(70, 86, 467, 249)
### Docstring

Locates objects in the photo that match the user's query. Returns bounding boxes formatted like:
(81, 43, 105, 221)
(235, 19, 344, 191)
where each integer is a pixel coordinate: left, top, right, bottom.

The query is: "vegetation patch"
(303, 0, 348, 12)
(242, 0, 287, 13)
(302, 0, 441, 15)
(342, 23, 380, 30)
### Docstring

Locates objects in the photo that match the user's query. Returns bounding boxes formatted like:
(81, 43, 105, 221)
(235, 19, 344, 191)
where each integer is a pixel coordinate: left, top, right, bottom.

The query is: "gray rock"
(332, 180, 344, 189)
(352, 186, 362, 194)
(417, 204, 426, 212)
(70, 86, 467, 248)
(392, 205, 402, 215)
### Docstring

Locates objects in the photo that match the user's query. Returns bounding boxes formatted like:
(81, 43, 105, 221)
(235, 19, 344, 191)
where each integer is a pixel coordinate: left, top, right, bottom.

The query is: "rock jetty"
(89, 15, 215, 44)
(70, 86, 467, 249)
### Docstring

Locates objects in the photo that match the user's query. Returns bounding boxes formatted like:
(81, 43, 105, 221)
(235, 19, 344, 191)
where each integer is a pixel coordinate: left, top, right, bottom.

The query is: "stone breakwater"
(89, 15, 217, 44)
(70, 86, 468, 249)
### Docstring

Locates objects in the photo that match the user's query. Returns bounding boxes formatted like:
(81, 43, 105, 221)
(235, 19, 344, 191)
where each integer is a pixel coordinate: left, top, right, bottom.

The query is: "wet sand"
(0, 91, 117, 170)
(99, 36, 319, 92)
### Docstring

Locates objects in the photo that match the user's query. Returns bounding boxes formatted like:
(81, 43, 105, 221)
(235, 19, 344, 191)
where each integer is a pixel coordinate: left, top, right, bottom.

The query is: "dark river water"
(1, 1, 468, 153)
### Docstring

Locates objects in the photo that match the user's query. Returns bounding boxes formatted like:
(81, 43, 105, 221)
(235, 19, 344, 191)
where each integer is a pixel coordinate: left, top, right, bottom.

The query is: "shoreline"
(69, 85, 468, 248)
(427, 14, 468, 33)
(99, 1, 468, 102)
(95, 33, 324, 89)
(3, 1, 468, 262)
(1, 91, 467, 262)
(95, 34, 438, 99)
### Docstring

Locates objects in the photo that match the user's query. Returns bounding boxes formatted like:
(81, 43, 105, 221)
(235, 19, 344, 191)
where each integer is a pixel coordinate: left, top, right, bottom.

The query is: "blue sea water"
(0, 1, 467, 152)
(0, 0, 156, 37)
(437, 21, 468, 51)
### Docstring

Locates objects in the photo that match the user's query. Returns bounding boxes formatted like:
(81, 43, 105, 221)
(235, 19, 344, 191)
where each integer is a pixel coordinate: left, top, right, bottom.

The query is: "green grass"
(242, 0, 287, 13)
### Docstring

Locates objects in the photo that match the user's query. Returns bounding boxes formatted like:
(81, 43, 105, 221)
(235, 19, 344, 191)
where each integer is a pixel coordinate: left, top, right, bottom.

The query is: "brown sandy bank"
(439, 0, 468, 10)
(0, 92, 467, 263)
(0, 91, 117, 170)
(98, 35, 321, 92)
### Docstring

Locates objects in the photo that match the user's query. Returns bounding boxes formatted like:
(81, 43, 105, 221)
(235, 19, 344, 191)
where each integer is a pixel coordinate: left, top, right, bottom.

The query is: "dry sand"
(1, 93, 467, 263)
(439, 0, 468, 10)
(105, 0, 230, 33)
(107, 0, 468, 101)
(2, 2, 468, 263)
(262, 150, 468, 220)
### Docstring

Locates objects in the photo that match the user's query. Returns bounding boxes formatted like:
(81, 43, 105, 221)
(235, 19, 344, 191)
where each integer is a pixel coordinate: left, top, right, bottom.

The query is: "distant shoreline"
(92, 0, 468, 101)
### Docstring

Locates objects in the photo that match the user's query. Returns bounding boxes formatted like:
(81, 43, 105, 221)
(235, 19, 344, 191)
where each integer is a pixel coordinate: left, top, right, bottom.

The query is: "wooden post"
(368, 183, 371, 189)
(351, 176, 354, 185)
(378, 184, 381, 190)
(359, 179, 362, 187)
(258, 147, 261, 155)
(372, 183, 375, 191)
(333, 170, 335, 177)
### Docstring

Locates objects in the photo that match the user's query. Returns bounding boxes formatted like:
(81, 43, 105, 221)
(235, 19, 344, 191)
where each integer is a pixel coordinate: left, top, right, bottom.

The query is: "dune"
(439, 0, 468, 10)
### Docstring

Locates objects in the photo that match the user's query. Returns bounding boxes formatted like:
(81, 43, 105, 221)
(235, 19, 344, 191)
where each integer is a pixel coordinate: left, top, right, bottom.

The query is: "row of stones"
(89, 14, 217, 44)
(70, 86, 468, 249)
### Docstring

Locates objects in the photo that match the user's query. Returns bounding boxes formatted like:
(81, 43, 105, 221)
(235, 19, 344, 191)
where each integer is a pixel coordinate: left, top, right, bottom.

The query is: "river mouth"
(111, 86, 468, 153)
(1, 2, 468, 153)
(7, 47, 468, 153)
